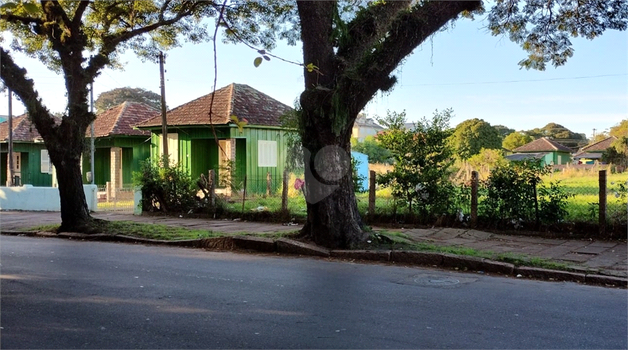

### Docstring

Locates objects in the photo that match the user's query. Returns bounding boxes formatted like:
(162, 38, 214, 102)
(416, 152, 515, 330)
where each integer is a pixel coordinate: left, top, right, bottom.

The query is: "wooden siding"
(1, 143, 53, 186)
(149, 126, 288, 194)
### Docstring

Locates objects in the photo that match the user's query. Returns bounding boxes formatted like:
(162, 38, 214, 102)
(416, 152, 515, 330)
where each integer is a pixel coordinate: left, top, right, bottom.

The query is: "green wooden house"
(0, 114, 55, 186)
(82, 101, 158, 189)
(572, 136, 617, 164)
(137, 83, 292, 194)
(507, 137, 573, 165)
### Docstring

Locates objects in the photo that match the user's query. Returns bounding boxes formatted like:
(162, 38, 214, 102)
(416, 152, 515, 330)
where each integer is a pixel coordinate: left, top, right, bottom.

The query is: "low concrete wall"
(0, 185, 98, 211)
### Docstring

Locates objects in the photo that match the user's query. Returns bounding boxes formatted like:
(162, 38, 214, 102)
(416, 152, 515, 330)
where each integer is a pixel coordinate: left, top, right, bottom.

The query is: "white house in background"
(352, 114, 384, 141)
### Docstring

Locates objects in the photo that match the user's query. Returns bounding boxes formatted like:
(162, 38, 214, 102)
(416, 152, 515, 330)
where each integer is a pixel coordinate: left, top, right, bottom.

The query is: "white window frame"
(258, 140, 277, 167)
(41, 149, 53, 174)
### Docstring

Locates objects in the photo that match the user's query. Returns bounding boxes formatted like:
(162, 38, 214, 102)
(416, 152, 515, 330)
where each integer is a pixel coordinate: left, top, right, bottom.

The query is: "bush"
(480, 159, 550, 224)
(538, 181, 572, 224)
(134, 156, 199, 213)
(376, 109, 456, 219)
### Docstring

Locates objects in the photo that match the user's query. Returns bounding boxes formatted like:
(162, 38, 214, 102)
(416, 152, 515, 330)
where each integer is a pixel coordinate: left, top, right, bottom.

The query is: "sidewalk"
(1, 211, 626, 278)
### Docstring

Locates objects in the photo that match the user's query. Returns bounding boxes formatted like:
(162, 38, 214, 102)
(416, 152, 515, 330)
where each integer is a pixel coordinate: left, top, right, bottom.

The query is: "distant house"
(506, 137, 572, 165)
(352, 114, 384, 141)
(0, 114, 56, 186)
(137, 83, 292, 194)
(572, 136, 617, 164)
(82, 101, 158, 189)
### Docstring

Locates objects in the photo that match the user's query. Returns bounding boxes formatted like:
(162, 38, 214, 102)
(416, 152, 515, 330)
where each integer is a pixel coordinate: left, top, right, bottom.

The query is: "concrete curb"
(2, 230, 625, 288)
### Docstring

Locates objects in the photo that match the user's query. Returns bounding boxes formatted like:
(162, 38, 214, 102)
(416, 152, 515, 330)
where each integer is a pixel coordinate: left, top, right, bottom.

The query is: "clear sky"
(1, 13, 627, 139)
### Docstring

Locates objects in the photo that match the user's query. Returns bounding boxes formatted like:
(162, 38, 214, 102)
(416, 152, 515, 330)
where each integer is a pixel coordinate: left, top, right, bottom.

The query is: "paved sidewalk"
(1, 211, 626, 278)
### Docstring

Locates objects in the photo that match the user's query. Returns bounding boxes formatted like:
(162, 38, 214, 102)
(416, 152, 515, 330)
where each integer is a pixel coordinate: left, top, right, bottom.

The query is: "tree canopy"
(0, 0, 290, 232)
(95, 87, 162, 113)
(449, 118, 502, 159)
(503, 132, 534, 151)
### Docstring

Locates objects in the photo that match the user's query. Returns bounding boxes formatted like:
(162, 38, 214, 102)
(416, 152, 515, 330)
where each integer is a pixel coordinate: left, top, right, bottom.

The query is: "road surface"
(1, 235, 626, 349)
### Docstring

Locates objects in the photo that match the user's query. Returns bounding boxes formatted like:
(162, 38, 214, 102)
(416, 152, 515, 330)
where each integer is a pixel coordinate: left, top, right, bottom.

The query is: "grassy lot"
(543, 172, 627, 223)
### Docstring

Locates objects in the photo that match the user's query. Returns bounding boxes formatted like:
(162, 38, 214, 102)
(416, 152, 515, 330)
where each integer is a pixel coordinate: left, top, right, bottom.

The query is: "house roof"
(139, 83, 292, 128)
(577, 136, 617, 153)
(91, 101, 159, 137)
(0, 114, 44, 142)
(513, 137, 573, 153)
(505, 152, 549, 162)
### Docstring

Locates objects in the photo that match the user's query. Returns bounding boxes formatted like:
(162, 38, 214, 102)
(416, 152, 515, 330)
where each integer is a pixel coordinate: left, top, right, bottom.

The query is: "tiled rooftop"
(139, 83, 292, 128)
(513, 137, 573, 153)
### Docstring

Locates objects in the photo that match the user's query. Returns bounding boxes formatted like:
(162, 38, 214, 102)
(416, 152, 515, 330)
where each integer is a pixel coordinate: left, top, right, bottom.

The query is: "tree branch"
(337, 1, 411, 66)
(72, 0, 91, 28)
(84, 1, 203, 80)
(297, 0, 337, 88)
(0, 47, 58, 145)
(353, 0, 482, 105)
(0, 13, 43, 26)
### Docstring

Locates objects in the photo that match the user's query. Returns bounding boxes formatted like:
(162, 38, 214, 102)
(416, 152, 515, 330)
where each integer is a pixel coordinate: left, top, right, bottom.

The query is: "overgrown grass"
(29, 221, 220, 240)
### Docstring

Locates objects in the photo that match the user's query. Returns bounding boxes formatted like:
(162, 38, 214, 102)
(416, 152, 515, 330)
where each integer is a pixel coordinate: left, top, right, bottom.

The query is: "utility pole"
(90, 82, 95, 184)
(159, 51, 168, 160)
(7, 88, 14, 186)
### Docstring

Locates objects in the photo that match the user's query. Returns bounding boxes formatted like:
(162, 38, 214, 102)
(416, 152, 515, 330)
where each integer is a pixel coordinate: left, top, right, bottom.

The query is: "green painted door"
(190, 139, 218, 181)
(94, 148, 111, 186)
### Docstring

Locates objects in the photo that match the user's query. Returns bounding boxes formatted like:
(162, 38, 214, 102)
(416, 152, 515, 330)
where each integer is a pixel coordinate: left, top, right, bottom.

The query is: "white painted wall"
(0, 185, 98, 211)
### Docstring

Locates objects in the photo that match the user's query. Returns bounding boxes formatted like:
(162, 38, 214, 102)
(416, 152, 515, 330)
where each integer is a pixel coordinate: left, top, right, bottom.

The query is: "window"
(41, 149, 53, 174)
(159, 133, 179, 163)
(258, 140, 277, 167)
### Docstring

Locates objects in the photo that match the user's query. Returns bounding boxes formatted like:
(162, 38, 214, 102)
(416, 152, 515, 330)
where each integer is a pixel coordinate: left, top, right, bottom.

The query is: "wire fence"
(96, 184, 135, 212)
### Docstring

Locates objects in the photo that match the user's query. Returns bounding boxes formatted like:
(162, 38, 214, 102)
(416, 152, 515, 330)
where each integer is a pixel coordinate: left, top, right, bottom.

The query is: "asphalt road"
(1, 236, 626, 349)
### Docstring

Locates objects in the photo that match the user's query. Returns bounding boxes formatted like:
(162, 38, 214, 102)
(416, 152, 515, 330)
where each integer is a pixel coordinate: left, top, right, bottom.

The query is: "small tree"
(449, 118, 502, 160)
(95, 87, 162, 113)
(503, 132, 534, 151)
(377, 109, 455, 219)
(352, 136, 393, 165)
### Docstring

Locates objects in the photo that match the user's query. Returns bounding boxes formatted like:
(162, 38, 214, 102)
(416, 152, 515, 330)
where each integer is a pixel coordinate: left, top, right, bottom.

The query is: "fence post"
(599, 169, 607, 235)
(470, 170, 478, 227)
(281, 169, 289, 212)
(266, 172, 272, 196)
(368, 170, 376, 216)
(242, 176, 247, 213)
(209, 169, 216, 207)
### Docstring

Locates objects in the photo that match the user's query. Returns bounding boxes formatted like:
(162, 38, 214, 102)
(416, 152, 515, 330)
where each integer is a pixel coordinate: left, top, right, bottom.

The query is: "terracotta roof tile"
(578, 136, 617, 153)
(513, 137, 573, 153)
(139, 83, 292, 128)
(91, 101, 159, 137)
(0, 114, 44, 142)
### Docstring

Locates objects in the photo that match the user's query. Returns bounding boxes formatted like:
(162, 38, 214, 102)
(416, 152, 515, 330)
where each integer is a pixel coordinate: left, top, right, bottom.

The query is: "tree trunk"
(298, 89, 367, 249)
(55, 152, 93, 232)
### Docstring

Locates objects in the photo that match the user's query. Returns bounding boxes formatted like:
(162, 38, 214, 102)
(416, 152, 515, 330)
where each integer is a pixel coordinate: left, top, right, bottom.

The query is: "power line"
(404, 73, 628, 87)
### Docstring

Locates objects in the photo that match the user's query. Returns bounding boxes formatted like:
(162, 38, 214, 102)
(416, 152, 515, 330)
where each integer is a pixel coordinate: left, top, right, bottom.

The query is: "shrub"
(480, 159, 550, 224)
(134, 156, 198, 213)
(376, 109, 456, 219)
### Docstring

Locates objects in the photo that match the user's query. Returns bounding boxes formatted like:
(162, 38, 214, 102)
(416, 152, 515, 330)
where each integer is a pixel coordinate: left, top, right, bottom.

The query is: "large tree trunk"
(299, 90, 367, 249)
(54, 151, 93, 232)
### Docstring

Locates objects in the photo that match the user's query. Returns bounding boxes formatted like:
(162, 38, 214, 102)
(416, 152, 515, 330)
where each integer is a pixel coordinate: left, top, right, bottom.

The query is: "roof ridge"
(226, 83, 235, 118)
(109, 101, 129, 135)
(580, 135, 617, 151)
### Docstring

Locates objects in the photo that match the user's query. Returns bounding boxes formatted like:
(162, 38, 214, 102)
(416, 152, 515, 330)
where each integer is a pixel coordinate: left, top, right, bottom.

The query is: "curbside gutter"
(2, 230, 625, 288)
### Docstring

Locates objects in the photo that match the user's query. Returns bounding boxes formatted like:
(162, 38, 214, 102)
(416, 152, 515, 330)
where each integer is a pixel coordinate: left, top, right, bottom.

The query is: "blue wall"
(351, 151, 369, 192)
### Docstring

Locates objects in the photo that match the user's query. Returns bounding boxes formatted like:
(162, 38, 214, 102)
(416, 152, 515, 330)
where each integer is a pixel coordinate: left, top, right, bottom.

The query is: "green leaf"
(0, 2, 18, 10)
(22, 2, 39, 14)
(305, 63, 318, 73)
(253, 57, 263, 68)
